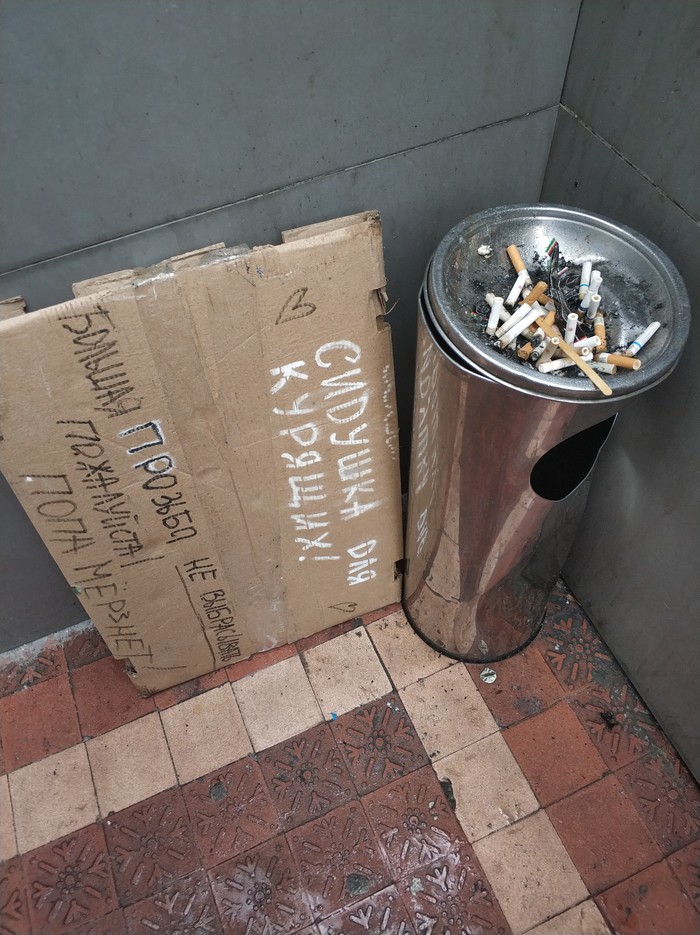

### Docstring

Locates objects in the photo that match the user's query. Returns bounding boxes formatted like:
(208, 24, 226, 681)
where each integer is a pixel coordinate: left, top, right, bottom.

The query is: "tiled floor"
(1, 581, 699, 934)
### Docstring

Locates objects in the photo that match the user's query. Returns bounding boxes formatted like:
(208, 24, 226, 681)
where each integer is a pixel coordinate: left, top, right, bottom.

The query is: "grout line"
(0, 105, 558, 279)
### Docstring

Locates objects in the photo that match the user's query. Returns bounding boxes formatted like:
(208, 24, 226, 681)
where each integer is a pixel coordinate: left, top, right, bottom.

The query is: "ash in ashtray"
(469, 238, 662, 396)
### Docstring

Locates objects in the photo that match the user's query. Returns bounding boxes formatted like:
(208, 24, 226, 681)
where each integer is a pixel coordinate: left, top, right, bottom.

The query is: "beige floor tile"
(399, 663, 497, 760)
(435, 732, 539, 842)
(474, 810, 588, 935)
(302, 628, 392, 718)
(160, 684, 251, 783)
(9, 744, 98, 853)
(367, 609, 451, 689)
(524, 900, 611, 935)
(0, 774, 17, 860)
(87, 711, 176, 815)
(232, 654, 323, 751)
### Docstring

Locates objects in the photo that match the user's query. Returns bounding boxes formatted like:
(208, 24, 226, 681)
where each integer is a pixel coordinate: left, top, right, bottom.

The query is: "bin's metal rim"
(427, 203, 691, 402)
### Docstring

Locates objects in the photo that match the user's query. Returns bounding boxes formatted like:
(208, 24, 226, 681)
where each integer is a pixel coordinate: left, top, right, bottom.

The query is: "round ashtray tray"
(426, 204, 690, 402)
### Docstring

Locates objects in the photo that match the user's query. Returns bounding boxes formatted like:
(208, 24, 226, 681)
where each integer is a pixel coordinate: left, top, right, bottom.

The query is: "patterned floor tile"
(503, 702, 607, 807)
(259, 723, 355, 831)
(209, 835, 312, 935)
(331, 693, 428, 794)
(467, 642, 565, 728)
(0, 857, 30, 935)
(596, 860, 700, 935)
(123, 869, 222, 934)
(23, 823, 118, 935)
(669, 841, 700, 911)
(318, 884, 415, 935)
(66, 908, 128, 934)
(0, 640, 67, 698)
(104, 787, 199, 907)
(182, 758, 280, 868)
(287, 801, 390, 920)
(0, 673, 81, 770)
(620, 749, 700, 855)
(70, 657, 155, 740)
(63, 627, 110, 671)
(398, 849, 511, 935)
(547, 774, 662, 894)
(362, 765, 465, 879)
(570, 681, 665, 771)
(539, 606, 620, 696)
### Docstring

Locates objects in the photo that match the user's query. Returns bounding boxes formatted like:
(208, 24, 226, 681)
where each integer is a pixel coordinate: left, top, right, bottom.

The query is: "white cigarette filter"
(589, 270, 603, 295)
(497, 305, 544, 348)
(585, 293, 602, 322)
(625, 321, 661, 357)
(538, 357, 578, 373)
(572, 335, 601, 350)
(591, 361, 618, 374)
(486, 297, 505, 335)
(495, 301, 531, 338)
(579, 260, 592, 300)
(537, 337, 560, 365)
(505, 269, 529, 307)
(564, 312, 579, 345)
(597, 352, 642, 371)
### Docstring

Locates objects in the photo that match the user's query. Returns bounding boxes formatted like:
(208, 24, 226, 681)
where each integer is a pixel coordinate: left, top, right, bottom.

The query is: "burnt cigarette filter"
(590, 361, 618, 375)
(594, 313, 607, 351)
(625, 321, 661, 357)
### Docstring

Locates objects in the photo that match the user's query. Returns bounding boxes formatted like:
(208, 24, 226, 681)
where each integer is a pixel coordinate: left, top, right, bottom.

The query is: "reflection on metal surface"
(403, 297, 618, 662)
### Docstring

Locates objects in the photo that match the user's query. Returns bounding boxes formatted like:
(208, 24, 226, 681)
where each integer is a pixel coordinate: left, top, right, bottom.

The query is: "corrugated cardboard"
(0, 212, 403, 692)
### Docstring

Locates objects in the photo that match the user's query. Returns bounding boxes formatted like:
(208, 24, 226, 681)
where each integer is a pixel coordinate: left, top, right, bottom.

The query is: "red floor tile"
(23, 823, 118, 935)
(182, 757, 280, 868)
(318, 884, 415, 935)
(503, 701, 607, 806)
(104, 787, 199, 907)
(0, 735, 5, 776)
(123, 869, 222, 935)
(597, 860, 700, 935)
(570, 680, 665, 771)
(331, 693, 428, 794)
(0, 640, 67, 698)
(287, 801, 390, 921)
(63, 627, 110, 671)
(295, 618, 362, 654)
(620, 750, 700, 855)
(548, 774, 662, 893)
(539, 604, 619, 696)
(259, 723, 355, 831)
(152, 667, 228, 711)
(361, 603, 402, 626)
(225, 643, 297, 683)
(71, 656, 155, 739)
(67, 909, 128, 935)
(0, 857, 30, 935)
(209, 835, 312, 934)
(669, 841, 700, 911)
(398, 849, 511, 935)
(467, 641, 565, 728)
(362, 766, 465, 879)
(0, 673, 81, 770)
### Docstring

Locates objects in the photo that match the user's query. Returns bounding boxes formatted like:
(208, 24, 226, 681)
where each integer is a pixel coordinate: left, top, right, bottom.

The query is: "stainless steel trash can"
(403, 204, 690, 662)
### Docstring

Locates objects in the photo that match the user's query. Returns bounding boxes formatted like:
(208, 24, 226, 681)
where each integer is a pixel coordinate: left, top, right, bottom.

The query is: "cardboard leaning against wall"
(0, 212, 403, 693)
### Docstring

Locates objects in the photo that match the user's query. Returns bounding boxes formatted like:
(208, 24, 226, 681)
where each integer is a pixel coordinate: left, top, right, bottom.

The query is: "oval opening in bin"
(530, 416, 616, 501)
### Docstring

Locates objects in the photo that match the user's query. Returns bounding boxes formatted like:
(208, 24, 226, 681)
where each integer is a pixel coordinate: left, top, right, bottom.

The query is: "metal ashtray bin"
(403, 204, 690, 662)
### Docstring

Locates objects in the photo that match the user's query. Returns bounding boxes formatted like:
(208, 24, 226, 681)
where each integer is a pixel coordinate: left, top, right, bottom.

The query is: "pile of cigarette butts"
(477, 239, 661, 397)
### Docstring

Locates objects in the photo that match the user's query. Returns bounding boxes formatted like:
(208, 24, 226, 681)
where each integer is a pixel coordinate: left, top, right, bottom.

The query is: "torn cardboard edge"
(0, 211, 403, 693)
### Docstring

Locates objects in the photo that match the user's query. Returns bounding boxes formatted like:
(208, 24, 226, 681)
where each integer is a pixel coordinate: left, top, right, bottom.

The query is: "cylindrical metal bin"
(403, 204, 690, 662)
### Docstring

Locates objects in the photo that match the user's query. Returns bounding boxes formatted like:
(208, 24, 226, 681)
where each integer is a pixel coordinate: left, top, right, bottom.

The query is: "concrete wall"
(0, 0, 580, 649)
(542, 1, 700, 777)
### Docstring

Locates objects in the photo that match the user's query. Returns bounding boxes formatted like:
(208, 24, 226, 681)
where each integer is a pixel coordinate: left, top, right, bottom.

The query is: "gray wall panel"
(543, 109, 700, 777)
(0, 107, 557, 650)
(0, 0, 579, 271)
(562, 0, 700, 222)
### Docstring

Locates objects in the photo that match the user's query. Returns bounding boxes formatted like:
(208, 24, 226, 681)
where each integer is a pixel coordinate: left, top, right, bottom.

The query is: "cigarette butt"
(521, 281, 548, 306)
(486, 297, 505, 335)
(591, 361, 617, 375)
(537, 336, 560, 365)
(594, 313, 607, 352)
(536, 314, 613, 396)
(564, 312, 579, 345)
(505, 269, 529, 307)
(625, 321, 661, 357)
(597, 352, 641, 371)
(538, 357, 578, 373)
(518, 342, 534, 360)
(506, 244, 532, 284)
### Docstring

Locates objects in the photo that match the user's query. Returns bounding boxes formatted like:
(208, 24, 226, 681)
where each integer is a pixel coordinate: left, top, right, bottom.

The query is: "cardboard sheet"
(0, 212, 403, 692)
